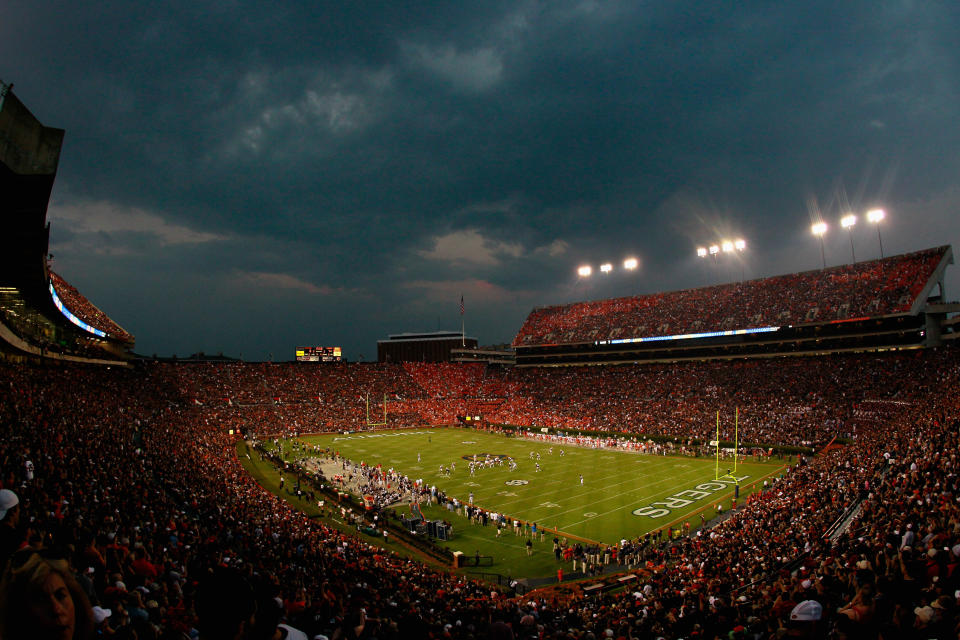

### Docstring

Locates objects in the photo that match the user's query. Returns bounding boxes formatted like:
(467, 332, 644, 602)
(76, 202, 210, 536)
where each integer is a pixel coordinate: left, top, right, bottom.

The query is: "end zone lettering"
(632, 475, 750, 519)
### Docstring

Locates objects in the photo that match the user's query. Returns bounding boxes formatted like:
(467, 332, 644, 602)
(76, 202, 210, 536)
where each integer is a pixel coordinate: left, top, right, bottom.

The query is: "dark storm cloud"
(4, 0, 959, 358)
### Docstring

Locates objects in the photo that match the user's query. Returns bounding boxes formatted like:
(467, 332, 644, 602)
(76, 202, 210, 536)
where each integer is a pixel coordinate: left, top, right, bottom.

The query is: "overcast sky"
(3, 1, 959, 360)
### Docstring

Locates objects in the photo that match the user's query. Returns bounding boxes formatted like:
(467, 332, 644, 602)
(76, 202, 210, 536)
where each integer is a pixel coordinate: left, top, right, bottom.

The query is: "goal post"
(366, 392, 387, 426)
(715, 407, 740, 484)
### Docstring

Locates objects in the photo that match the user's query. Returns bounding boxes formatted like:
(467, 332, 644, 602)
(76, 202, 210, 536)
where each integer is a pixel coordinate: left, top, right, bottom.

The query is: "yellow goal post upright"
(366, 392, 388, 426)
(714, 407, 740, 484)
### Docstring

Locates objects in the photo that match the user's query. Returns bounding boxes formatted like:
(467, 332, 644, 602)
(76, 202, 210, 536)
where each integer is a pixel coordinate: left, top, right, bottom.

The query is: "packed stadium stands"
(511, 247, 955, 367)
(48, 271, 134, 344)
(3, 345, 960, 639)
(514, 247, 949, 349)
(6, 80, 960, 640)
(129, 351, 945, 448)
(4, 260, 959, 640)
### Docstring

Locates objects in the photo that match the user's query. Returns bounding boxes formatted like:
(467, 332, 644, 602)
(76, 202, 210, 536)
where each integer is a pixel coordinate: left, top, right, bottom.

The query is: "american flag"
(460, 295, 464, 316)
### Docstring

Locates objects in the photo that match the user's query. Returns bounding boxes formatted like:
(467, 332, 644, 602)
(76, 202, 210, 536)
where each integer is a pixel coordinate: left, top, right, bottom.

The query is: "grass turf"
(251, 427, 788, 580)
(294, 427, 786, 546)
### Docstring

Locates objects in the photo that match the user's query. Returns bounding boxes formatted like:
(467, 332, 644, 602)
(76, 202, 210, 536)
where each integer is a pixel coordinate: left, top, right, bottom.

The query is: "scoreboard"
(295, 346, 342, 362)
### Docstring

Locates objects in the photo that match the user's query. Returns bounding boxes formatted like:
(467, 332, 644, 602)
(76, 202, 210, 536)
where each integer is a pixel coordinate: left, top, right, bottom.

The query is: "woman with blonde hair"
(0, 550, 95, 640)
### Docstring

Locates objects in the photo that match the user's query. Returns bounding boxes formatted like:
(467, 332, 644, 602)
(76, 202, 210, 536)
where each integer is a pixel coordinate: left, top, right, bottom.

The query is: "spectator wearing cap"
(913, 603, 937, 630)
(901, 523, 915, 549)
(0, 488, 22, 573)
(91, 606, 112, 634)
(786, 600, 822, 638)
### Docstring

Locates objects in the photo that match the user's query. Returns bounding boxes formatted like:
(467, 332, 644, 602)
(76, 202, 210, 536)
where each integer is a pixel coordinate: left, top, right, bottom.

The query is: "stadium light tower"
(600, 263, 613, 274)
(867, 208, 886, 259)
(734, 238, 747, 281)
(696, 244, 719, 283)
(841, 214, 857, 263)
(708, 245, 721, 278)
(623, 257, 638, 270)
(811, 222, 827, 269)
(577, 265, 592, 277)
(718, 239, 747, 281)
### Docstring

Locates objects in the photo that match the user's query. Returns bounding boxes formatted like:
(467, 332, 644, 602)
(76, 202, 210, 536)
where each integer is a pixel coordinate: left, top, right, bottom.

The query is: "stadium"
(3, 82, 960, 640)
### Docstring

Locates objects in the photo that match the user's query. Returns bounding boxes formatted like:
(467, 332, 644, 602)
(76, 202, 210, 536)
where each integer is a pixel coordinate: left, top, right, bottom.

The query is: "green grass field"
(296, 427, 785, 546)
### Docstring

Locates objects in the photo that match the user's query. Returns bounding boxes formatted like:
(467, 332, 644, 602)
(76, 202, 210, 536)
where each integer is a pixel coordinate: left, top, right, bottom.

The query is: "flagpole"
(460, 294, 465, 347)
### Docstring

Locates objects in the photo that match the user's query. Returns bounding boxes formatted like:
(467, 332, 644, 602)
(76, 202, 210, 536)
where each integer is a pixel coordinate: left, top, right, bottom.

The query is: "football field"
(298, 427, 785, 545)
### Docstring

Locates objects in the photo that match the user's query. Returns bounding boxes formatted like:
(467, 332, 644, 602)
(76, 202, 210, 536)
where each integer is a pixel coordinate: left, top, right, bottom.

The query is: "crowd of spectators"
(512, 247, 947, 347)
(48, 271, 135, 344)
(1, 341, 959, 639)
(139, 350, 942, 449)
(496, 352, 937, 446)
(0, 363, 499, 640)
(401, 363, 521, 401)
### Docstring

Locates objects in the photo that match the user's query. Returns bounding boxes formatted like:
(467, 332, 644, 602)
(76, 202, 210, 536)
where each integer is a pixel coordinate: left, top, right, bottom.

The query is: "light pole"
(697, 246, 709, 282)
(867, 208, 885, 259)
(697, 245, 721, 281)
(841, 214, 857, 263)
(734, 238, 746, 281)
(811, 222, 827, 269)
(721, 241, 734, 282)
(700, 240, 747, 282)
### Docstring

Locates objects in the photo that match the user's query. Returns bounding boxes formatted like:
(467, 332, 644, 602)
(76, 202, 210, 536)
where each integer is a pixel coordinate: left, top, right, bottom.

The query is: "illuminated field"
(300, 427, 785, 545)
